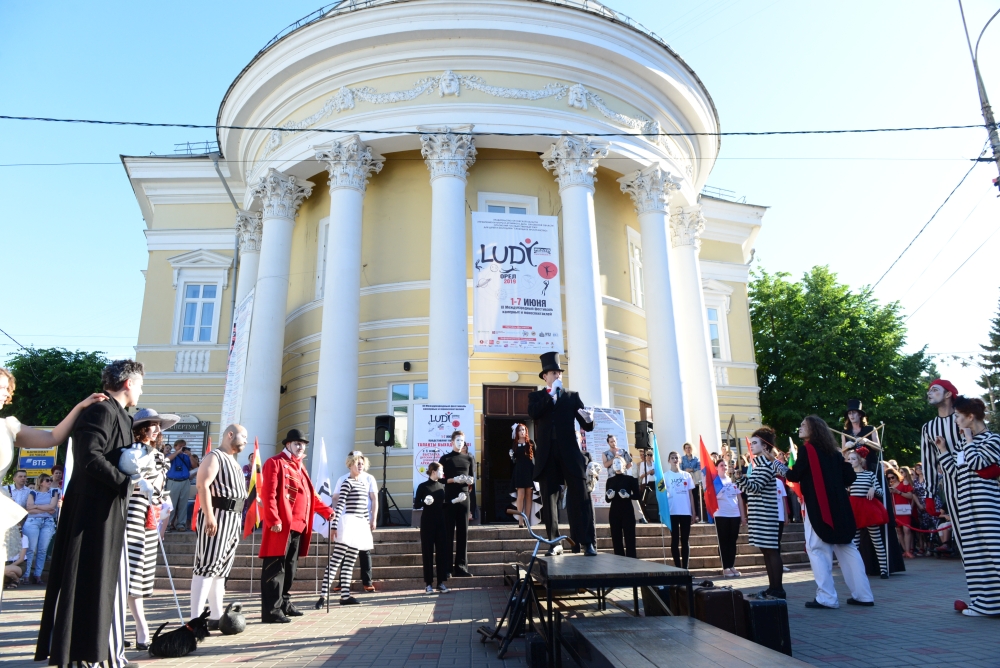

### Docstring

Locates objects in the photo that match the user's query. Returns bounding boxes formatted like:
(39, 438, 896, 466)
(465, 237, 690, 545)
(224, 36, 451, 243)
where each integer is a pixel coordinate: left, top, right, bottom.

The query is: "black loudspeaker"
(635, 421, 653, 450)
(374, 415, 395, 447)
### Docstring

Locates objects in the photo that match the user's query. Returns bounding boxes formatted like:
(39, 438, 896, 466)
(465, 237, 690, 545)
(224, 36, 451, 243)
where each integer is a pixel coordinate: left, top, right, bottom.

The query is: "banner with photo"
(472, 213, 564, 354)
(412, 404, 476, 494)
(219, 289, 254, 444)
(579, 407, 629, 508)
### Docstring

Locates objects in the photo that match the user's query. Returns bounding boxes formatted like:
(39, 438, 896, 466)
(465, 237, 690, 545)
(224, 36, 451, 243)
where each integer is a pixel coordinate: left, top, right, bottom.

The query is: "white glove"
(578, 408, 594, 423)
(605, 488, 615, 501)
(618, 489, 630, 499)
(509, 449, 514, 459)
(458, 474, 474, 485)
(136, 478, 155, 498)
(424, 495, 435, 506)
(550, 378, 563, 398)
(451, 492, 468, 504)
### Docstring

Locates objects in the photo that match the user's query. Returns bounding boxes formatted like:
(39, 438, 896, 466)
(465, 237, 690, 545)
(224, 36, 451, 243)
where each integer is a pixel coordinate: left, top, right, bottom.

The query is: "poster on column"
(472, 213, 564, 354)
(579, 407, 628, 508)
(412, 404, 475, 494)
(219, 289, 254, 441)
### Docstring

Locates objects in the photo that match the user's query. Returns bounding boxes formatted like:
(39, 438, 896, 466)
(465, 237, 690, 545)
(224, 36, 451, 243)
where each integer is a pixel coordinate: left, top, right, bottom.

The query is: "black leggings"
(670, 515, 692, 569)
(715, 516, 741, 569)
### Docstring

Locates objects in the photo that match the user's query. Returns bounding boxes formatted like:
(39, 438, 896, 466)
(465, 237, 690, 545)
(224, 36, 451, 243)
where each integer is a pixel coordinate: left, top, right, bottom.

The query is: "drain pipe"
(211, 152, 241, 336)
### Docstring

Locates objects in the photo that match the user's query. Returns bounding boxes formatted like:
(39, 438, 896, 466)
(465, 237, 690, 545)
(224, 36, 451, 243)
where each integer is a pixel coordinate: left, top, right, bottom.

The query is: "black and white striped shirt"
(849, 470, 883, 499)
(333, 477, 370, 525)
(735, 455, 780, 550)
(206, 449, 247, 501)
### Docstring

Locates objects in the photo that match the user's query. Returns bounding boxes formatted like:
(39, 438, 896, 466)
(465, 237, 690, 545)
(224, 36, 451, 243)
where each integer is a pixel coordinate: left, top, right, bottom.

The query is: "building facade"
(124, 0, 766, 510)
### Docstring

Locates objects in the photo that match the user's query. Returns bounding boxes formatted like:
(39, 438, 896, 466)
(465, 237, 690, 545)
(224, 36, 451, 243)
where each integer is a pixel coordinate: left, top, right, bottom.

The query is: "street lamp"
(958, 1, 1000, 193)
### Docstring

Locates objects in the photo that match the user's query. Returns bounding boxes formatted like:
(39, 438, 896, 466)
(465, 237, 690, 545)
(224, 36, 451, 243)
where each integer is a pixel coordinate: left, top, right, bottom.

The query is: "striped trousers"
(855, 526, 888, 576)
(321, 542, 359, 600)
(190, 508, 242, 620)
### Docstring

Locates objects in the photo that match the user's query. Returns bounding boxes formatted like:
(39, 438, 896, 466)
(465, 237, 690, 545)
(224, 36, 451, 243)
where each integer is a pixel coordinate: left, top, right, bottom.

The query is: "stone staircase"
(155, 522, 807, 593)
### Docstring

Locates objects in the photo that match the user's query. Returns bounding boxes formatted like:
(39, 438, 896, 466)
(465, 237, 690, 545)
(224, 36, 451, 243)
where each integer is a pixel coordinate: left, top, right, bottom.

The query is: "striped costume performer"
(190, 449, 247, 621)
(321, 477, 369, 601)
(735, 456, 780, 549)
(939, 431, 1000, 616)
(124, 444, 168, 647)
(850, 470, 887, 577)
(921, 414, 964, 555)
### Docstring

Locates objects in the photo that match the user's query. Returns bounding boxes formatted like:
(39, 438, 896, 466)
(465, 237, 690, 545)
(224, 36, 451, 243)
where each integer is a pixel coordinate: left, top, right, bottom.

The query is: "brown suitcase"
(692, 585, 747, 637)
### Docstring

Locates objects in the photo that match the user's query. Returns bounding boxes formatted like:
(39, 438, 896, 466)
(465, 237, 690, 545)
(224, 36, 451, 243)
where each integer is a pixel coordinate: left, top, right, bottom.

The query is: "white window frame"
(168, 250, 231, 346)
(702, 279, 734, 362)
(387, 381, 429, 455)
(315, 216, 330, 300)
(477, 192, 539, 215)
(626, 226, 644, 308)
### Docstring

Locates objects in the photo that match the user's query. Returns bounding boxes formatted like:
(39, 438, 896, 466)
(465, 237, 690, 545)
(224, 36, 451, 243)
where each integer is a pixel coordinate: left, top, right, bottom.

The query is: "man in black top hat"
(528, 352, 597, 556)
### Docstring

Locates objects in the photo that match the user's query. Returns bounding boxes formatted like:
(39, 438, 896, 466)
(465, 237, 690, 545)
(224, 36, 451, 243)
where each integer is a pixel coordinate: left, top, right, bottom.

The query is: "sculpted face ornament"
(567, 84, 589, 110)
(439, 70, 461, 97)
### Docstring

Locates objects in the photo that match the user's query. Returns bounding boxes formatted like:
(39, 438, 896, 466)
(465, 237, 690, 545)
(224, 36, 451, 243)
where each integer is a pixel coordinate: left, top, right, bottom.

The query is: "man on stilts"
(190, 424, 248, 629)
(920, 380, 964, 555)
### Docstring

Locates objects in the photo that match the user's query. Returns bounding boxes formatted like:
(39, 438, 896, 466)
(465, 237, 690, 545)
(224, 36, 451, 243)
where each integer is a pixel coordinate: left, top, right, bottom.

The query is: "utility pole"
(958, 2, 1000, 194)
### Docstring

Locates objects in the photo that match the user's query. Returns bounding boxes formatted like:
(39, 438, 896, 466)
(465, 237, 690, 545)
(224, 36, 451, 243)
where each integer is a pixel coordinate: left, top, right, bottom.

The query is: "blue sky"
(2, 1, 999, 401)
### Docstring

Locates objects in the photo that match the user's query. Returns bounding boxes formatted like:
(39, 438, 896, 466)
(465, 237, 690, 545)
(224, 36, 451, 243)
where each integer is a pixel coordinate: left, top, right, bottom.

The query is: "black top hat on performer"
(282, 428, 310, 445)
(538, 351, 564, 379)
(845, 399, 866, 419)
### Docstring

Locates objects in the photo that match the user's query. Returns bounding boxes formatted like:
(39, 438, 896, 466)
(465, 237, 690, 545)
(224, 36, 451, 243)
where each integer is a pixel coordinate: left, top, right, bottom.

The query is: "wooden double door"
(481, 385, 536, 524)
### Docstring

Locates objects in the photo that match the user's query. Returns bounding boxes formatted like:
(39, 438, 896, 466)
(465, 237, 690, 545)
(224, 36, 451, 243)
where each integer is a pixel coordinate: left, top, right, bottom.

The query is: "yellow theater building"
(123, 0, 766, 519)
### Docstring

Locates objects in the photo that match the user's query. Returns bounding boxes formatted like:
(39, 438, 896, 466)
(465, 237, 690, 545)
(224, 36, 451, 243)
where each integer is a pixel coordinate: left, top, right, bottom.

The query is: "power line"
(870, 143, 989, 291)
(0, 114, 996, 137)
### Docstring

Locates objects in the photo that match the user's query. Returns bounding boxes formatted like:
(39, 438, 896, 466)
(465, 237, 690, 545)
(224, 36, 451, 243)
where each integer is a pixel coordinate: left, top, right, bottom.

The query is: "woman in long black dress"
(510, 423, 535, 528)
(840, 399, 905, 575)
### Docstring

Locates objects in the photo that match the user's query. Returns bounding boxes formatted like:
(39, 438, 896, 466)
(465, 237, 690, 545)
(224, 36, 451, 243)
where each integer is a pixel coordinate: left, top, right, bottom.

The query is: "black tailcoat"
(784, 445, 857, 545)
(36, 396, 132, 665)
(528, 388, 594, 481)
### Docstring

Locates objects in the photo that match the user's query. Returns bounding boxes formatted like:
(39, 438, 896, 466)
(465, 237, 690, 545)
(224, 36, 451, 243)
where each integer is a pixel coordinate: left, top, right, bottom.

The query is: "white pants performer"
(804, 511, 874, 608)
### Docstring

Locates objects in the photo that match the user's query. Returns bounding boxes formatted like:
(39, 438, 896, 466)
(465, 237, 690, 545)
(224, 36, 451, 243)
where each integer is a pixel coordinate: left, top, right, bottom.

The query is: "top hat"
(282, 428, 310, 445)
(845, 399, 866, 419)
(132, 408, 180, 430)
(538, 351, 564, 379)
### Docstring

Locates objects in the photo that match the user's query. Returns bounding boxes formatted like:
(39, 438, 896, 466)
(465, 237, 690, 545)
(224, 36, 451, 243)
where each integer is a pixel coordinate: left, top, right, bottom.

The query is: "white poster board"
(472, 213, 564, 354)
(219, 289, 254, 441)
(412, 404, 476, 494)
(578, 407, 629, 508)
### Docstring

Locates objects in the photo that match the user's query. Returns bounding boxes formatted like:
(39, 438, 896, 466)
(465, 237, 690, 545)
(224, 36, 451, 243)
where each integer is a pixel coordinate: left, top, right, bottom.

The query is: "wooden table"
(564, 613, 810, 667)
(531, 554, 693, 666)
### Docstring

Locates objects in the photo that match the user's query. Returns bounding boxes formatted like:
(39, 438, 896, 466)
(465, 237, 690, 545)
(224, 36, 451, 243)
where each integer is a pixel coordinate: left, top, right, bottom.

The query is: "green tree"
(749, 266, 935, 462)
(1, 348, 107, 427)
(977, 296, 1000, 431)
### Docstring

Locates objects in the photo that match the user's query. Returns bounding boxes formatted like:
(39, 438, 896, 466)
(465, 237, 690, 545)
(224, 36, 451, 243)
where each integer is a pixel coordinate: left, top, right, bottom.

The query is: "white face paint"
(798, 420, 810, 440)
(749, 437, 765, 455)
(927, 385, 946, 406)
(612, 457, 624, 473)
(847, 410, 861, 424)
(452, 436, 465, 453)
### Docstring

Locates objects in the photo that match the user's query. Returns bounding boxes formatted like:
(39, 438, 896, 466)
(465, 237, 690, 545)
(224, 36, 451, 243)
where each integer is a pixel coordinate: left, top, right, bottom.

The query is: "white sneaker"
(783, 566, 790, 572)
(425, 585, 434, 593)
(438, 583, 450, 593)
(731, 569, 741, 577)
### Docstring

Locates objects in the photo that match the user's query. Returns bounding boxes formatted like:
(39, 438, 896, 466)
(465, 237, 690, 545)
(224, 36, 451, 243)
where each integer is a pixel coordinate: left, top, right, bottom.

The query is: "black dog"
(148, 610, 211, 658)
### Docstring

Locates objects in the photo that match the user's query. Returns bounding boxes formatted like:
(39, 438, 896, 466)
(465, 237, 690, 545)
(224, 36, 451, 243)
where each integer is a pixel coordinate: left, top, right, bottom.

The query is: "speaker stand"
(377, 445, 405, 527)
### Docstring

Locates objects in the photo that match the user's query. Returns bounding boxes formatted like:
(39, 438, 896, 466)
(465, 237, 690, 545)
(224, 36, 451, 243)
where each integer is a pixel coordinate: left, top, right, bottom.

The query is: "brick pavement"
(1, 556, 995, 667)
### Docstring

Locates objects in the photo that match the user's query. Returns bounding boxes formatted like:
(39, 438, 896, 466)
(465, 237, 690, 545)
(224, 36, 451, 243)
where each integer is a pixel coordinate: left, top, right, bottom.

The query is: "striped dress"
(322, 477, 370, 600)
(922, 414, 964, 554)
(125, 444, 169, 598)
(939, 430, 1000, 615)
(735, 456, 780, 550)
(850, 470, 888, 576)
(192, 449, 248, 578)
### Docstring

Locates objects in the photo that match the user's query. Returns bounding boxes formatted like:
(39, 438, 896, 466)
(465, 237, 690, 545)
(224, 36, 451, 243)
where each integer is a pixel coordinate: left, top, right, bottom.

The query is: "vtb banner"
(472, 213, 564, 354)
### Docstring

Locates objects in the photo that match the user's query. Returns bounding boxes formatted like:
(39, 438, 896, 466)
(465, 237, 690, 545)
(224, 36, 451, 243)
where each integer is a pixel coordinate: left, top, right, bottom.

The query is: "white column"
(234, 209, 262, 308)
(670, 204, 722, 453)
(420, 126, 476, 404)
(240, 169, 313, 458)
(312, 136, 383, 452)
(541, 135, 610, 407)
(618, 166, 690, 451)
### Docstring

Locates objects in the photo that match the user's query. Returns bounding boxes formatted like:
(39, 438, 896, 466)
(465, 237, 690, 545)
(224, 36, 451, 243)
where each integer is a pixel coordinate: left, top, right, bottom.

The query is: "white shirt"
(335, 472, 377, 514)
(715, 476, 743, 518)
(4, 485, 30, 509)
(775, 478, 787, 522)
(663, 470, 694, 516)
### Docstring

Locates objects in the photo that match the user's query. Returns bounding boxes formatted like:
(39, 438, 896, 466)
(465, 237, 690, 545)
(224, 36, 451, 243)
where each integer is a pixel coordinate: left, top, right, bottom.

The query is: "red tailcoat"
(258, 450, 332, 558)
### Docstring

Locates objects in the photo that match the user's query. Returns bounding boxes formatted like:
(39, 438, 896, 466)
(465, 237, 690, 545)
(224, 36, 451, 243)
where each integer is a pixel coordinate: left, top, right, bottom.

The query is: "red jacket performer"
(259, 429, 332, 623)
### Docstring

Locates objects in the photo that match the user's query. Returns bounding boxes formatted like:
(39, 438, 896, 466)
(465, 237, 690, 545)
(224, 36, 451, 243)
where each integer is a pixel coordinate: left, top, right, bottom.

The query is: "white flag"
(312, 437, 332, 537)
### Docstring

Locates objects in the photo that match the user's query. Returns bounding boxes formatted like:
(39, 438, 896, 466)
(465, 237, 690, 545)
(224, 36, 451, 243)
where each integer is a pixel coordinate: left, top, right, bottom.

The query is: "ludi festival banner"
(412, 404, 476, 495)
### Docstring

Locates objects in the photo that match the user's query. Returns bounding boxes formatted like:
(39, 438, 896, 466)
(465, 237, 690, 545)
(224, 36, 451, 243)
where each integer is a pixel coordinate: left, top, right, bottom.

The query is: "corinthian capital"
(235, 209, 263, 253)
(670, 205, 706, 249)
(252, 168, 313, 220)
(617, 165, 681, 215)
(541, 135, 608, 192)
(314, 135, 384, 193)
(419, 125, 476, 181)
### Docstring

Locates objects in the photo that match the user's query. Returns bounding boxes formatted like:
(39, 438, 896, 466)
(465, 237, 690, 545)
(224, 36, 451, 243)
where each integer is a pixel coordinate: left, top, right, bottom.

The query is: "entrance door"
(480, 385, 535, 524)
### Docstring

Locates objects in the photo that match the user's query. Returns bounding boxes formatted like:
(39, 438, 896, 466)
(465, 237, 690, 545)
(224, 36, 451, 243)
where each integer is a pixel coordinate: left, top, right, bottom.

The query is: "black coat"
(36, 396, 133, 665)
(528, 387, 594, 481)
(784, 444, 857, 544)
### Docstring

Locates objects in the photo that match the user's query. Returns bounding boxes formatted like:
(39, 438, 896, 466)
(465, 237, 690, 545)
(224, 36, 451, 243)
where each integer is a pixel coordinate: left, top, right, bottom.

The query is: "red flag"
(699, 436, 720, 519)
(242, 438, 264, 539)
(190, 437, 211, 531)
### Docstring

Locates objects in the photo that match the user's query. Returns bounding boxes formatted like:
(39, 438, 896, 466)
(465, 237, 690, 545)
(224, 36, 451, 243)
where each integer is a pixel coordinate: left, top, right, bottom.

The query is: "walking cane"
(157, 533, 186, 624)
(326, 524, 332, 614)
(249, 528, 255, 597)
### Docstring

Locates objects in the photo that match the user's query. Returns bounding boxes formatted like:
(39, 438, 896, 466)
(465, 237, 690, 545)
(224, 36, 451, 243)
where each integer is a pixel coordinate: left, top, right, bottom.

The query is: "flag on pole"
(651, 434, 672, 531)
(745, 436, 754, 475)
(700, 436, 721, 520)
(312, 438, 333, 536)
(190, 437, 211, 531)
(242, 437, 264, 538)
(786, 437, 804, 503)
